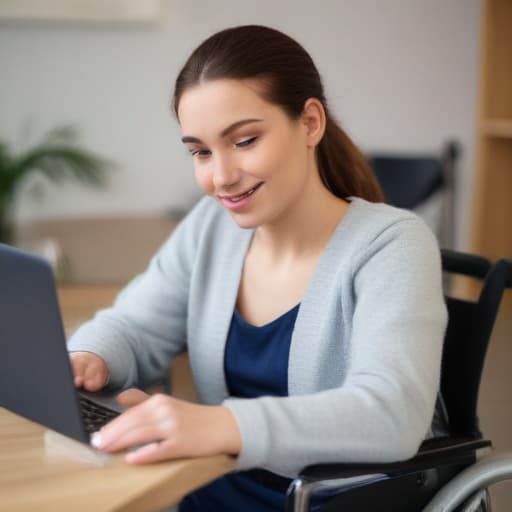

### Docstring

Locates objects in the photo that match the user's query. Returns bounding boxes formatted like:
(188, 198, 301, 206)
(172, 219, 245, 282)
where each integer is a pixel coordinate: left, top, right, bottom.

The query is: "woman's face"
(177, 79, 315, 229)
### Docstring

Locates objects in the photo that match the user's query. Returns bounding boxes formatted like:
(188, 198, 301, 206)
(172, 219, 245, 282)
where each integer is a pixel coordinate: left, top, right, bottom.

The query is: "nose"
(212, 153, 241, 190)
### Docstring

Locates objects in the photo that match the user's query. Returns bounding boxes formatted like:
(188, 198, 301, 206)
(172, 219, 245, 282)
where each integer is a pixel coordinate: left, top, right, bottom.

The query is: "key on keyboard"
(79, 396, 120, 434)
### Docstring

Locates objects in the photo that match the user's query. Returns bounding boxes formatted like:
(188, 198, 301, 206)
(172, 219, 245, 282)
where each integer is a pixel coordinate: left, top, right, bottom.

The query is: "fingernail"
(91, 432, 102, 448)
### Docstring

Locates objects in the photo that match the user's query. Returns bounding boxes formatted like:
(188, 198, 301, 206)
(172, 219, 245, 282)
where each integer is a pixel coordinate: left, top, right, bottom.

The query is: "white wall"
(0, 0, 480, 248)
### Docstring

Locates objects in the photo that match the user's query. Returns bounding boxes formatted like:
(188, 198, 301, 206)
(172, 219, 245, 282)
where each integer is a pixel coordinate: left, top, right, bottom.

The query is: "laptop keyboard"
(79, 396, 120, 434)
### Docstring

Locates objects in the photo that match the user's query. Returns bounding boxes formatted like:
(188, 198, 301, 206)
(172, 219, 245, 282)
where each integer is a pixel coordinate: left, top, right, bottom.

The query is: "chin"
(227, 211, 263, 230)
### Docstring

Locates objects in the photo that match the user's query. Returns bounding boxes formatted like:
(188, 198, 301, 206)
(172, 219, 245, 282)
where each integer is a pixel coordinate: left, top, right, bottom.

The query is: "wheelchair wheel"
(457, 488, 491, 512)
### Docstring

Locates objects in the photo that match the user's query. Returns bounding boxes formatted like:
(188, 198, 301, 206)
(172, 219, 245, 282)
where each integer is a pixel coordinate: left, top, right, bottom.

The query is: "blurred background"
(1, 0, 511, 508)
(0, 0, 486, 282)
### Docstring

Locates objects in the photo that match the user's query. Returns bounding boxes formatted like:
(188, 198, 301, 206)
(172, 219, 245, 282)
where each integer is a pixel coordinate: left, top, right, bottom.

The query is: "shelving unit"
(482, 119, 512, 139)
(471, 0, 512, 261)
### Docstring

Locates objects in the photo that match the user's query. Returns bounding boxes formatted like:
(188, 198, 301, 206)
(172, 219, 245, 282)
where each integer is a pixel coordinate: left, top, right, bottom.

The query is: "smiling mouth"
(221, 183, 263, 202)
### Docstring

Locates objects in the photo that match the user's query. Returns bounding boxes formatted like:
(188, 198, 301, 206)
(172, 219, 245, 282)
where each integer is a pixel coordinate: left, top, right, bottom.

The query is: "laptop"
(0, 243, 125, 445)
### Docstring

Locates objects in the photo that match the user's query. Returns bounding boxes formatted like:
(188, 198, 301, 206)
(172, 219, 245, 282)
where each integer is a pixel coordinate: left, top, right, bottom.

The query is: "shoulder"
(157, 195, 249, 264)
(341, 197, 438, 248)
(173, 195, 242, 240)
(142, 196, 248, 279)
(182, 195, 232, 227)
(330, 197, 441, 278)
(347, 197, 429, 232)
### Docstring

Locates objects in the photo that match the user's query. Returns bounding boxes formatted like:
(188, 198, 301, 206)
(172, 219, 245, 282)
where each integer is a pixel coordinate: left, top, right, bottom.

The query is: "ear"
(301, 98, 326, 147)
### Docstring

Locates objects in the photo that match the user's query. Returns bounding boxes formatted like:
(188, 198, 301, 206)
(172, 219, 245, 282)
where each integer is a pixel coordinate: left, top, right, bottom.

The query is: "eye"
(235, 136, 257, 148)
(189, 149, 211, 159)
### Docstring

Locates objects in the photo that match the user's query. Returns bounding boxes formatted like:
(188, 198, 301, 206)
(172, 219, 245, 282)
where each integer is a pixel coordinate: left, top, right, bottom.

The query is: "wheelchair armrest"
(440, 250, 491, 279)
(298, 437, 492, 482)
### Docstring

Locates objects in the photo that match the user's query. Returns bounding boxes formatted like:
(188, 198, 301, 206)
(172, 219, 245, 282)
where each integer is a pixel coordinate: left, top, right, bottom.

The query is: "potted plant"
(0, 125, 112, 244)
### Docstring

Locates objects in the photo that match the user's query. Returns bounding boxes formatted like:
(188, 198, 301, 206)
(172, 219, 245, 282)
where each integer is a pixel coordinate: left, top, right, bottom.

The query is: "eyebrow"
(181, 118, 263, 144)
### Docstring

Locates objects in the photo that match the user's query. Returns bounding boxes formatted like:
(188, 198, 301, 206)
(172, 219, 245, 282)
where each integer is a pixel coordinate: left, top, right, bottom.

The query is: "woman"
(68, 25, 447, 511)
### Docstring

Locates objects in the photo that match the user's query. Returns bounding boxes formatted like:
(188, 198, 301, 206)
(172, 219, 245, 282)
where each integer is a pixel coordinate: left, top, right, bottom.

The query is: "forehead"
(177, 79, 284, 136)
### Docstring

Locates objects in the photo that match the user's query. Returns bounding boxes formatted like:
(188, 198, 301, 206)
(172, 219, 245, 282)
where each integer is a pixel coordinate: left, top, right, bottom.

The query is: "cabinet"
(472, 0, 512, 260)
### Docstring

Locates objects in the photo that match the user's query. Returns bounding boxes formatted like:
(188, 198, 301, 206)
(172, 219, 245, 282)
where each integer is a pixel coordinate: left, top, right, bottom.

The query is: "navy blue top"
(179, 304, 299, 512)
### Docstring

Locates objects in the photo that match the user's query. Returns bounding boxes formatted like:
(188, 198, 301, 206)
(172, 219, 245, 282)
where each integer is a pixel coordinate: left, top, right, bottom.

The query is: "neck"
(253, 174, 349, 262)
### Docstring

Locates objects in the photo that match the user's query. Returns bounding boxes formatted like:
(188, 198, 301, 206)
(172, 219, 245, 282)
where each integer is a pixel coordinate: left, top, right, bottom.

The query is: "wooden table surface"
(0, 285, 233, 511)
(0, 407, 234, 512)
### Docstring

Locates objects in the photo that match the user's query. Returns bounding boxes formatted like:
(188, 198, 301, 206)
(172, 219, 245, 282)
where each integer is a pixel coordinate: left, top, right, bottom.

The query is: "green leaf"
(0, 125, 114, 243)
(1, 125, 114, 191)
(11, 146, 112, 187)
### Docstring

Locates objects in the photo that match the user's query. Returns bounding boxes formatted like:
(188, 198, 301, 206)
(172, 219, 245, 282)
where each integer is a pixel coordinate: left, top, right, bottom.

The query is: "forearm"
(67, 315, 140, 389)
(224, 381, 435, 477)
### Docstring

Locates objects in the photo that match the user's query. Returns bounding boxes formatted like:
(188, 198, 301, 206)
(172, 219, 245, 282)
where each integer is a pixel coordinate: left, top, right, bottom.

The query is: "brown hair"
(173, 25, 384, 202)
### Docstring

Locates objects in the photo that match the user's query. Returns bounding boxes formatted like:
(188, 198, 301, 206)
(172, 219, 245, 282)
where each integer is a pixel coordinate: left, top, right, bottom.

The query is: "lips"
(219, 182, 263, 203)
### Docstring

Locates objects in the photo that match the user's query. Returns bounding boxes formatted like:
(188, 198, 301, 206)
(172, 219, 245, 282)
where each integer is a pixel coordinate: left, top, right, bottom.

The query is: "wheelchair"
(286, 249, 512, 511)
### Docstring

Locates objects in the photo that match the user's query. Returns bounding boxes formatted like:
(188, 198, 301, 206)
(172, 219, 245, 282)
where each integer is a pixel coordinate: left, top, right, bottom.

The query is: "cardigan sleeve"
(66, 198, 209, 390)
(223, 216, 448, 476)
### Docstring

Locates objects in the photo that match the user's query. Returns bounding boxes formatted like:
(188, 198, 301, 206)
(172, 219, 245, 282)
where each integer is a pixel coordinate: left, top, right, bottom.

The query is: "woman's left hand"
(90, 389, 242, 464)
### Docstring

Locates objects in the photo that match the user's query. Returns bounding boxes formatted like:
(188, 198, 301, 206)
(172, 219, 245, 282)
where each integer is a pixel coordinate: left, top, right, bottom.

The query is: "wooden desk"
(0, 286, 229, 511)
(0, 408, 234, 511)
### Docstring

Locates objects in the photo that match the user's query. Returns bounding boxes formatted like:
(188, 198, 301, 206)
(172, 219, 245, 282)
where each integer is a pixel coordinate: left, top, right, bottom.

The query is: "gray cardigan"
(68, 196, 447, 476)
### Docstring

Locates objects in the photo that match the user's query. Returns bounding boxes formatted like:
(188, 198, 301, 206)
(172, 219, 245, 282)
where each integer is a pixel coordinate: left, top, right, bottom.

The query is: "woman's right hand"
(69, 352, 109, 391)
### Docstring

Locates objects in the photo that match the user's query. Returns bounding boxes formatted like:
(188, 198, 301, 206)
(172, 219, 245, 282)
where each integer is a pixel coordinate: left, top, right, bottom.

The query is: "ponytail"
(317, 116, 384, 202)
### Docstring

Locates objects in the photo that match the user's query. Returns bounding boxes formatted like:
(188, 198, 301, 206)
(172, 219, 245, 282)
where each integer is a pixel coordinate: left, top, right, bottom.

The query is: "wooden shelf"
(482, 119, 512, 139)
(472, 0, 512, 263)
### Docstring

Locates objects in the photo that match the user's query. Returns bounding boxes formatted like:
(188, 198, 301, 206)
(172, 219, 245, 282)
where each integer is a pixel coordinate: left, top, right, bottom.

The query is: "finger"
(125, 439, 177, 465)
(92, 396, 172, 450)
(116, 389, 150, 407)
(82, 364, 106, 392)
(69, 355, 87, 388)
(93, 421, 168, 453)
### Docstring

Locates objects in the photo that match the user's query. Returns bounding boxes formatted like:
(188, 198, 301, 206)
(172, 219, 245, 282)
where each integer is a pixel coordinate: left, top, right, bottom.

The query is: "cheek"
(194, 166, 215, 195)
(248, 140, 289, 180)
